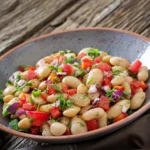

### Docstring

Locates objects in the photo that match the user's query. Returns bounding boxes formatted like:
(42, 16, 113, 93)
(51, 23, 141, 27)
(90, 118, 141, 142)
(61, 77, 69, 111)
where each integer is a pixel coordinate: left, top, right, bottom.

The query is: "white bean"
(86, 69, 103, 88)
(88, 92, 100, 100)
(77, 83, 88, 94)
(82, 73, 89, 84)
(122, 82, 131, 94)
(79, 105, 92, 115)
(107, 100, 130, 119)
(137, 66, 148, 81)
(102, 55, 112, 64)
(47, 94, 68, 103)
(39, 104, 55, 113)
(99, 51, 108, 58)
(98, 112, 107, 128)
(60, 116, 71, 126)
(71, 116, 87, 135)
(3, 86, 16, 96)
(42, 124, 52, 136)
(19, 114, 27, 120)
(135, 88, 143, 93)
(111, 75, 126, 86)
(29, 79, 40, 89)
(82, 108, 105, 121)
(63, 105, 81, 117)
(20, 71, 28, 80)
(69, 94, 90, 107)
(36, 65, 51, 79)
(22, 86, 30, 93)
(50, 122, 67, 136)
(110, 57, 130, 68)
(3, 95, 14, 103)
(62, 76, 81, 88)
(43, 56, 54, 64)
(125, 76, 133, 84)
(31, 95, 46, 105)
(38, 81, 47, 91)
(18, 118, 31, 129)
(130, 92, 146, 110)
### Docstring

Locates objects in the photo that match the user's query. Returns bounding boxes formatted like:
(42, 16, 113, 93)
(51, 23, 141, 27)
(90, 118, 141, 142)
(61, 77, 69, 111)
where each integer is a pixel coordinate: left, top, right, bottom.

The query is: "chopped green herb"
(109, 97, 116, 102)
(29, 117, 35, 123)
(18, 129, 29, 133)
(86, 48, 100, 58)
(87, 77, 93, 84)
(2, 103, 10, 117)
(60, 51, 65, 56)
(0, 90, 4, 101)
(127, 109, 135, 115)
(32, 90, 41, 97)
(15, 74, 21, 82)
(105, 89, 115, 97)
(7, 80, 13, 86)
(120, 96, 126, 100)
(66, 100, 73, 108)
(123, 91, 131, 97)
(50, 118, 61, 123)
(52, 77, 60, 83)
(79, 122, 85, 127)
(64, 49, 73, 53)
(112, 69, 121, 76)
(51, 84, 62, 93)
(49, 66, 57, 71)
(8, 119, 19, 131)
(57, 67, 62, 72)
(29, 97, 34, 103)
(64, 56, 75, 64)
(82, 94, 88, 99)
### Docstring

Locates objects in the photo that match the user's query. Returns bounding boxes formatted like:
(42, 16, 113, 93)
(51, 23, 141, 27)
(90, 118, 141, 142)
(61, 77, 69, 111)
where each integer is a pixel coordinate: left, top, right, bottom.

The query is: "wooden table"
(0, 0, 150, 149)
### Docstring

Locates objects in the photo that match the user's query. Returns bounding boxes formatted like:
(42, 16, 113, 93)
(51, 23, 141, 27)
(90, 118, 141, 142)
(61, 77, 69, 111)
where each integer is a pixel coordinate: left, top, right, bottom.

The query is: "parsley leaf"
(86, 48, 100, 58)
(123, 91, 131, 97)
(32, 90, 41, 97)
(66, 100, 73, 108)
(7, 80, 13, 86)
(82, 95, 88, 99)
(8, 119, 19, 131)
(64, 56, 75, 64)
(87, 77, 93, 84)
(51, 84, 62, 93)
(79, 122, 85, 127)
(2, 103, 10, 117)
(105, 89, 115, 97)
(127, 109, 135, 115)
(29, 117, 35, 123)
(49, 66, 57, 71)
(0, 90, 4, 101)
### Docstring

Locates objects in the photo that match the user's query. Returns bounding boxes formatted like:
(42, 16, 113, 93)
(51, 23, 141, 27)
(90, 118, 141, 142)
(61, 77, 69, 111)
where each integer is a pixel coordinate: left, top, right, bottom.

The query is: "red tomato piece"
(28, 111, 50, 126)
(27, 70, 37, 80)
(113, 113, 128, 123)
(22, 103, 36, 111)
(30, 127, 41, 135)
(93, 57, 101, 64)
(47, 86, 56, 95)
(18, 66, 25, 72)
(67, 89, 77, 96)
(140, 81, 147, 90)
(62, 64, 73, 75)
(50, 107, 62, 119)
(77, 53, 86, 59)
(102, 78, 112, 87)
(129, 60, 142, 73)
(65, 128, 72, 135)
(62, 85, 69, 93)
(98, 95, 110, 111)
(99, 63, 111, 72)
(40, 92, 48, 101)
(86, 119, 99, 131)
(131, 80, 141, 89)
(81, 58, 92, 69)
(27, 66, 36, 71)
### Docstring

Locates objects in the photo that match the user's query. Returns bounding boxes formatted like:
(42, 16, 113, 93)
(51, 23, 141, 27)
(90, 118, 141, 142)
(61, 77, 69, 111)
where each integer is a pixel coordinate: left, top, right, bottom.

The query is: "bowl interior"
(0, 29, 150, 141)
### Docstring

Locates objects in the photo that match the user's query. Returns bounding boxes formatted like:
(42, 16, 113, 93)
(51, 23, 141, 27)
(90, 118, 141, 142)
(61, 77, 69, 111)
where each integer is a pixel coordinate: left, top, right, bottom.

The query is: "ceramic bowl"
(0, 28, 150, 143)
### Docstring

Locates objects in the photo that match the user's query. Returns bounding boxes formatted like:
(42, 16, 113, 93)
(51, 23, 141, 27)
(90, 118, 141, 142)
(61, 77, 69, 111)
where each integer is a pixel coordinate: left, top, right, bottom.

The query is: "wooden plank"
(0, 0, 76, 54)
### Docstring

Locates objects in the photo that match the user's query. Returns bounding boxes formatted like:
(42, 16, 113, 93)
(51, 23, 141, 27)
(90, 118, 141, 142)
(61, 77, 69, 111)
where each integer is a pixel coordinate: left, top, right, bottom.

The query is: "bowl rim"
(0, 27, 150, 141)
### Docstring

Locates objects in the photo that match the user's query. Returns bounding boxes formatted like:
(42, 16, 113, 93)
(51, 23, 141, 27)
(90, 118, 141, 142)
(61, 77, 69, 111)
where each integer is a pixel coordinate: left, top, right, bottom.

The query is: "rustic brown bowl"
(0, 28, 150, 143)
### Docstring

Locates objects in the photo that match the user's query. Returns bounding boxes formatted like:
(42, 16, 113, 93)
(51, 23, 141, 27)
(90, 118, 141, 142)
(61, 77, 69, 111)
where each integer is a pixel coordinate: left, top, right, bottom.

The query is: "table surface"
(0, 0, 150, 149)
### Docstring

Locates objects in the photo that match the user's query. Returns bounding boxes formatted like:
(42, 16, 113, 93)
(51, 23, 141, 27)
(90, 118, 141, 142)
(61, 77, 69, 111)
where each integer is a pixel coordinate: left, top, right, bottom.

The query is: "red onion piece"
(8, 102, 19, 114)
(112, 90, 123, 100)
(16, 109, 25, 116)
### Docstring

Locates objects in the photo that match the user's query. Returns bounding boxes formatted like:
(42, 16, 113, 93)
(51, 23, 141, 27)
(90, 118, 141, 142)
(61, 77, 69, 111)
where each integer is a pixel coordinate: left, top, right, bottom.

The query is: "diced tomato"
(93, 57, 101, 64)
(114, 86, 124, 91)
(113, 113, 128, 123)
(30, 127, 41, 135)
(131, 80, 141, 89)
(129, 60, 142, 73)
(22, 103, 36, 111)
(59, 56, 66, 63)
(86, 119, 99, 131)
(99, 63, 111, 72)
(65, 128, 72, 135)
(140, 81, 147, 90)
(28, 111, 50, 127)
(18, 66, 25, 72)
(102, 78, 112, 87)
(62, 64, 74, 75)
(40, 92, 48, 101)
(77, 52, 86, 59)
(27, 66, 36, 71)
(27, 70, 37, 80)
(47, 86, 56, 95)
(62, 85, 69, 93)
(106, 72, 113, 80)
(19, 93, 26, 106)
(98, 95, 110, 111)
(67, 89, 77, 96)
(50, 107, 62, 119)
(81, 58, 93, 69)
